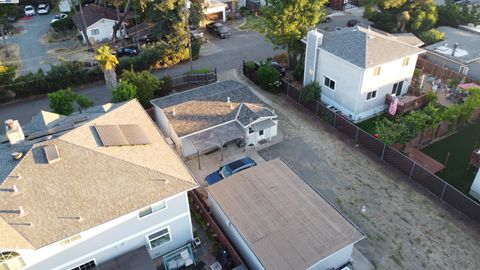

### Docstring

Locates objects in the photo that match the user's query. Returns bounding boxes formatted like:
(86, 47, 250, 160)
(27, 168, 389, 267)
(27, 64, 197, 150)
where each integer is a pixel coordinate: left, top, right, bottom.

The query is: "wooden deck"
(405, 147, 445, 174)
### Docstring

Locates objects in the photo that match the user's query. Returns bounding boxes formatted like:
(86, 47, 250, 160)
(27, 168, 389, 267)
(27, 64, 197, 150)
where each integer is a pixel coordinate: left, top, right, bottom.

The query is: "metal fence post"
(355, 128, 359, 144)
(380, 144, 386, 160)
(440, 183, 447, 200)
(409, 162, 416, 179)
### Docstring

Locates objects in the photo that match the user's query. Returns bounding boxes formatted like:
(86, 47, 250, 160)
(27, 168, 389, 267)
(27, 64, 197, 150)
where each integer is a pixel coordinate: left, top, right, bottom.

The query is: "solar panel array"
(94, 125, 151, 147)
(44, 145, 61, 164)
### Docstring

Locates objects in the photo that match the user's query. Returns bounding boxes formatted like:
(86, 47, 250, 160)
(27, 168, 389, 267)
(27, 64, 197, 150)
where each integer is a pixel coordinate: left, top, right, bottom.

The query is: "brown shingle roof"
(207, 159, 364, 270)
(0, 100, 197, 249)
(71, 5, 131, 28)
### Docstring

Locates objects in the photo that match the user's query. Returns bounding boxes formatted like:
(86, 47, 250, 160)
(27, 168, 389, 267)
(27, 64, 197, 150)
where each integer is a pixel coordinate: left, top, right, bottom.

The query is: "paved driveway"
(10, 14, 73, 74)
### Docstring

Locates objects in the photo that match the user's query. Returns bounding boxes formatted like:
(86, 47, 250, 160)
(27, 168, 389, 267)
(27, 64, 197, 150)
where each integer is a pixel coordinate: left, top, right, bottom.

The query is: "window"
(70, 260, 96, 270)
(90, 29, 99, 35)
(0, 252, 26, 270)
(59, 234, 82, 246)
(366, 90, 377, 101)
(148, 228, 171, 249)
(373, 66, 381, 76)
(402, 57, 410, 67)
(391, 81, 404, 96)
(248, 127, 254, 134)
(324, 76, 335, 90)
(259, 130, 264, 136)
(138, 201, 167, 218)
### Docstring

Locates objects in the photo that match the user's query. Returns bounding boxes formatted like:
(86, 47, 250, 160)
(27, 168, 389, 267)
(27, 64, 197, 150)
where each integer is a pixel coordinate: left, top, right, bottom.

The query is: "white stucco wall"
(19, 192, 193, 270)
(307, 244, 353, 270)
(81, 19, 120, 43)
(208, 195, 265, 270)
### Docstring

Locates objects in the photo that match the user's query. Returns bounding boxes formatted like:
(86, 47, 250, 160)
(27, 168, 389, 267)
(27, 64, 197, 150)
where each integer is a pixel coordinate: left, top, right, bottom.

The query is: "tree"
(255, 64, 280, 92)
(111, 0, 132, 47)
(121, 69, 160, 107)
(396, 10, 410, 33)
(112, 80, 137, 102)
(299, 82, 321, 102)
(261, 0, 328, 68)
(95, 45, 119, 89)
(76, 94, 94, 112)
(0, 60, 16, 102)
(48, 88, 94, 115)
(74, 0, 94, 50)
(189, 0, 206, 29)
(418, 29, 444, 45)
(437, 0, 480, 28)
(0, 4, 17, 57)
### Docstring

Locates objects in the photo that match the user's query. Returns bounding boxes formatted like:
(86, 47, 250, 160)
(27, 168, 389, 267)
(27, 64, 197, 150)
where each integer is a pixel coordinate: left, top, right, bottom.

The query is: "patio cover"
(96, 246, 155, 270)
(250, 119, 275, 131)
(184, 122, 244, 154)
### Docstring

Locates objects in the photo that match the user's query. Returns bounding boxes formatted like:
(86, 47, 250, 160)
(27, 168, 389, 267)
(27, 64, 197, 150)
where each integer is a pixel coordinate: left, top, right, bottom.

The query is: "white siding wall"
(307, 244, 353, 270)
(85, 19, 119, 43)
(21, 192, 193, 270)
(208, 195, 264, 270)
(154, 107, 183, 154)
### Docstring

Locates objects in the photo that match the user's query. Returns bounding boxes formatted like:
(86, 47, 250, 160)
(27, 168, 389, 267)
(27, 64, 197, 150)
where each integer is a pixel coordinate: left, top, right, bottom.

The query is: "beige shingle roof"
(207, 159, 364, 270)
(0, 100, 197, 249)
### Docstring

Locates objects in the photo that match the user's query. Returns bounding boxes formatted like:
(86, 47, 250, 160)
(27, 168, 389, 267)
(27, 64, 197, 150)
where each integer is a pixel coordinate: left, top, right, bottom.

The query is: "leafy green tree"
(51, 17, 74, 34)
(189, 0, 206, 28)
(261, 0, 328, 68)
(437, 0, 480, 28)
(0, 61, 16, 102)
(0, 4, 17, 57)
(121, 70, 160, 107)
(48, 88, 78, 115)
(418, 29, 444, 45)
(299, 82, 321, 102)
(112, 80, 137, 102)
(255, 64, 280, 93)
(76, 94, 94, 112)
(375, 118, 411, 144)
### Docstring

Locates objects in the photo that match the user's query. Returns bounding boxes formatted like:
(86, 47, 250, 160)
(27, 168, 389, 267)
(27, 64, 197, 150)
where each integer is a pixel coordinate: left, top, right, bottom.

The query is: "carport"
(183, 122, 244, 169)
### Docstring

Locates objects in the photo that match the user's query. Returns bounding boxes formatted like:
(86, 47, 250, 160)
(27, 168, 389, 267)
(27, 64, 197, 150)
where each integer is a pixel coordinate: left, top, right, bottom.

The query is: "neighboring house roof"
(151, 81, 276, 137)
(425, 26, 480, 65)
(319, 26, 424, 68)
(207, 159, 365, 270)
(126, 22, 155, 40)
(71, 4, 131, 28)
(0, 99, 197, 250)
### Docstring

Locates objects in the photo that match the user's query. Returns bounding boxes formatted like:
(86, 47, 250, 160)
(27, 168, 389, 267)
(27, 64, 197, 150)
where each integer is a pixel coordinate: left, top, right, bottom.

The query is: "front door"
(392, 81, 404, 96)
(258, 130, 265, 140)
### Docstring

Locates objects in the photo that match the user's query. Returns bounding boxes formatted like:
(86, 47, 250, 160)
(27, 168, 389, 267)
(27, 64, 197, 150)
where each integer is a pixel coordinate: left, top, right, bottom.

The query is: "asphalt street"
(0, 25, 279, 126)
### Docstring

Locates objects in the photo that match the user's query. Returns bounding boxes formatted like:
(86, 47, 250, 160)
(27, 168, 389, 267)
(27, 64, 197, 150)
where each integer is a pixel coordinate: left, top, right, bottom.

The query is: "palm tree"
(95, 45, 119, 89)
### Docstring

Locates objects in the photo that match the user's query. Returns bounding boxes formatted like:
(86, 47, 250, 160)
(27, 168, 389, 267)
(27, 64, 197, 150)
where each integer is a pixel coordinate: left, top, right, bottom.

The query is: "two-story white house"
(0, 100, 198, 270)
(304, 26, 424, 122)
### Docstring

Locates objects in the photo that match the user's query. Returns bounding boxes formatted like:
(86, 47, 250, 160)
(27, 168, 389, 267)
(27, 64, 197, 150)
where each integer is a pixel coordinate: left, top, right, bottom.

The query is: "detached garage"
(207, 159, 365, 270)
(206, 0, 227, 22)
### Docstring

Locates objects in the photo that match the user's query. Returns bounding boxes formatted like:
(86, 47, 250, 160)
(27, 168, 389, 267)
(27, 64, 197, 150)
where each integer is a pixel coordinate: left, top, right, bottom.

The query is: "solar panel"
(44, 144, 61, 164)
(94, 125, 150, 147)
(120, 125, 151, 145)
(94, 125, 129, 147)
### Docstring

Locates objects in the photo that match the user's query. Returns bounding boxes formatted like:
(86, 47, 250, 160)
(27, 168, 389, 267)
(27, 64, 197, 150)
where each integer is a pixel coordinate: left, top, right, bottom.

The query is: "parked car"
(37, 3, 50, 15)
(347, 19, 359, 27)
(50, 13, 68, 24)
(24, 5, 35, 16)
(204, 157, 257, 186)
(115, 46, 139, 57)
(206, 22, 230, 39)
(138, 33, 158, 44)
(323, 14, 333, 23)
(190, 29, 204, 41)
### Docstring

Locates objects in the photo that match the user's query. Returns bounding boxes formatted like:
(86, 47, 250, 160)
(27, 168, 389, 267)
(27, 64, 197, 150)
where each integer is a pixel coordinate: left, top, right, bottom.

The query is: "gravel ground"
(225, 69, 480, 269)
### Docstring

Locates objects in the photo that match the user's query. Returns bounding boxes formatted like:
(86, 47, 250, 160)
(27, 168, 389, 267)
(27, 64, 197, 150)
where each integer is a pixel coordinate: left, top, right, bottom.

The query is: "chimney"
(18, 206, 26, 217)
(451, 43, 459, 56)
(5, 120, 25, 145)
(304, 30, 324, 86)
(227, 97, 232, 109)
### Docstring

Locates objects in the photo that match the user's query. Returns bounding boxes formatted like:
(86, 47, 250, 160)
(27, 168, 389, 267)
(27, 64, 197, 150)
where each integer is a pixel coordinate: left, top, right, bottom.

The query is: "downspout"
(353, 67, 365, 121)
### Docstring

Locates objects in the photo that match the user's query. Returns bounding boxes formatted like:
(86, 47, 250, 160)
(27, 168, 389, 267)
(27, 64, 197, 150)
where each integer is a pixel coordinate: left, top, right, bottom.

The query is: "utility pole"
(185, 0, 193, 72)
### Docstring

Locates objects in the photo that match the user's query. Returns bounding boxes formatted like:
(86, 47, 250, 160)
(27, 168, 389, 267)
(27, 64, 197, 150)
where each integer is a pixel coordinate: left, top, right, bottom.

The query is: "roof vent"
(12, 185, 19, 194)
(44, 144, 61, 164)
(18, 206, 26, 217)
(5, 120, 25, 145)
(11, 152, 23, 160)
(172, 107, 176, 117)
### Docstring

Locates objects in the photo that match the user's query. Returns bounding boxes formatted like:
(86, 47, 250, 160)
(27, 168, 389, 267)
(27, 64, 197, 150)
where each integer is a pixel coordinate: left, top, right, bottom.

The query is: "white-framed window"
(259, 130, 264, 136)
(59, 234, 82, 247)
(459, 66, 469, 75)
(90, 28, 99, 35)
(324, 76, 335, 90)
(147, 227, 171, 249)
(70, 260, 96, 270)
(248, 127, 254, 134)
(392, 81, 404, 95)
(138, 200, 167, 218)
(0, 251, 26, 270)
(402, 57, 410, 67)
(366, 90, 377, 101)
(373, 66, 381, 76)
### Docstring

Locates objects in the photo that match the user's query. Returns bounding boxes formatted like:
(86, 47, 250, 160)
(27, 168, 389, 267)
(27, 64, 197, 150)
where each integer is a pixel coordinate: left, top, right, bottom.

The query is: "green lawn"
(239, 15, 266, 33)
(422, 123, 480, 194)
(356, 115, 390, 135)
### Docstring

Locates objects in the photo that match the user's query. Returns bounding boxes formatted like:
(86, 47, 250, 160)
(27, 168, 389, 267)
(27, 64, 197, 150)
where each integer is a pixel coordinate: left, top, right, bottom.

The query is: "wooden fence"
(416, 57, 474, 83)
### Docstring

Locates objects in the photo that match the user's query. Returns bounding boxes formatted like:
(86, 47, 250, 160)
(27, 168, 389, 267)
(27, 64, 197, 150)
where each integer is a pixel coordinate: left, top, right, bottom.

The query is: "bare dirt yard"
(223, 69, 480, 269)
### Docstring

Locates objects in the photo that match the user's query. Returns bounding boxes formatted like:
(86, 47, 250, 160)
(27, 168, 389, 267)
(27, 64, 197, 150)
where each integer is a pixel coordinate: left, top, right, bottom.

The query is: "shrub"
(112, 81, 137, 103)
(184, 68, 210, 75)
(121, 70, 160, 108)
(255, 64, 280, 92)
(191, 39, 201, 60)
(363, 5, 378, 20)
(227, 13, 235, 23)
(244, 61, 258, 74)
(158, 75, 172, 96)
(299, 82, 321, 102)
(48, 88, 78, 115)
(46, 61, 88, 90)
(239, 6, 249, 17)
(117, 46, 164, 73)
(51, 17, 74, 34)
(76, 94, 94, 112)
(0, 65, 17, 102)
(293, 64, 304, 82)
(418, 29, 445, 45)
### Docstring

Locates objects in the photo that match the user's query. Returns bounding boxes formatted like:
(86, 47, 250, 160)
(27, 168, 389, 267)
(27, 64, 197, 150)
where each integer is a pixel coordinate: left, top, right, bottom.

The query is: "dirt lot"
(223, 70, 480, 269)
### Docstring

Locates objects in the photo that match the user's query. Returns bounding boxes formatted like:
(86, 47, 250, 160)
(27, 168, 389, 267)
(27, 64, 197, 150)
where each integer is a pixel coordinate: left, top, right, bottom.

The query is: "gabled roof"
(151, 81, 276, 137)
(71, 5, 132, 28)
(319, 26, 424, 68)
(0, 100, 197, 249)
(208, 159, 365, 270)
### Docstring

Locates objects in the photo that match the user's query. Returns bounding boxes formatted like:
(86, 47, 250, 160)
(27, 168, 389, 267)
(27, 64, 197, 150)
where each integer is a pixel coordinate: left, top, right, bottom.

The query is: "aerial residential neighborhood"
(0, 0, 480, 269)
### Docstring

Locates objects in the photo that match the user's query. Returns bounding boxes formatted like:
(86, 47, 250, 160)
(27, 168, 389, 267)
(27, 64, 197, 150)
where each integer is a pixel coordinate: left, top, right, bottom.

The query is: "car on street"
(37, 4, 50, 15)
(206, 22, 230, 39)
(24, 5, 35, 16)
(115, 46, 139, 57)
(138, 33, 158, 44)
(51, 13, 68, 24)
(204, 157, 257, 186)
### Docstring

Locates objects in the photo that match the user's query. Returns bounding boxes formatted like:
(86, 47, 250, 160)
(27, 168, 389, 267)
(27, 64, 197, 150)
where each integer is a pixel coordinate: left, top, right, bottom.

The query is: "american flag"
(389, 95, 399, 115)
